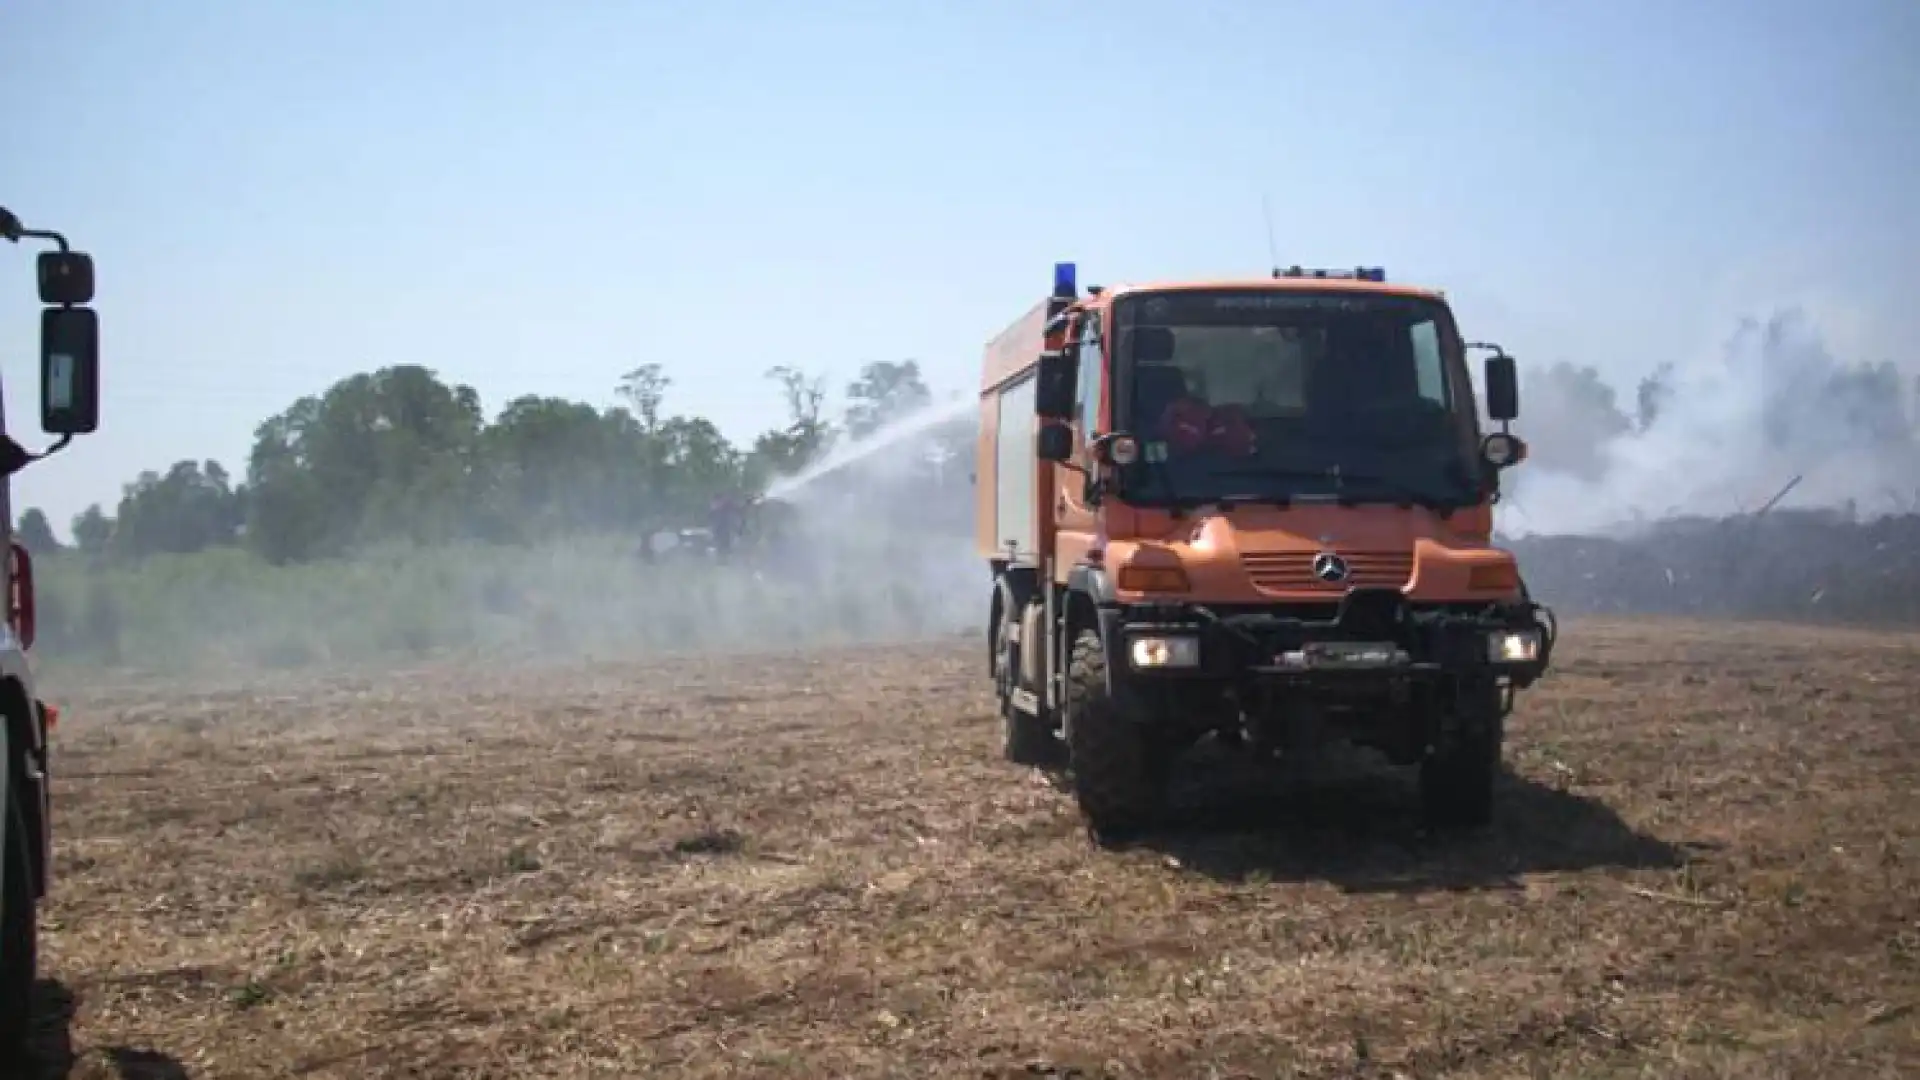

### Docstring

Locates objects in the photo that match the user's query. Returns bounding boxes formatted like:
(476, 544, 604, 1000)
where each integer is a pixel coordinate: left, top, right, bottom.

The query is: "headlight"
(1482, 431, 1522, 467)
(1129, 634, 1200, 669)
(1488, 629, 1542, 664)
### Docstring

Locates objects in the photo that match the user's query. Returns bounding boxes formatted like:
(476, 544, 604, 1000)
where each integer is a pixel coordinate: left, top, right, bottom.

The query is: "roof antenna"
(1261, 193, 1281, 278)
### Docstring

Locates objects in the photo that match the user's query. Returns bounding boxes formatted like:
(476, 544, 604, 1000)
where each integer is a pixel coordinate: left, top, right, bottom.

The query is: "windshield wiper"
(1214, 492, 1291, 508)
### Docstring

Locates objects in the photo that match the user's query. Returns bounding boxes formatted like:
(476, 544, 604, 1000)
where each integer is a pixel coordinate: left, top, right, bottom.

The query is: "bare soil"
(17, 618, 1920, 1078)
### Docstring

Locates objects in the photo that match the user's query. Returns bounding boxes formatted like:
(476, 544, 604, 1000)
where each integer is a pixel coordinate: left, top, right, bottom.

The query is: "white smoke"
(765, 393, 973, 500)
(756, 395, 982, 638)
(1498, 307, 1918, 537)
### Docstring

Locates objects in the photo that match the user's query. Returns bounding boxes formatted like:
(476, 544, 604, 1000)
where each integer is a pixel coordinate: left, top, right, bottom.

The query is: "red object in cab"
(1206, 404, 1258, 457)
(1159, 398, 1212, 454)
(1159, 399, 1259, 458)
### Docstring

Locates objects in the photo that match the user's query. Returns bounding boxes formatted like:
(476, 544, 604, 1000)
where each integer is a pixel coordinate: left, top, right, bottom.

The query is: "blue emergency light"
(1053, 261, 1077, 298)
(1357, 267, 1387, 282)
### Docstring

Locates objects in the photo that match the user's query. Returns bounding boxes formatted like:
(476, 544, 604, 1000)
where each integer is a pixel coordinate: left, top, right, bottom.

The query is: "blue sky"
(3, 0, 1915, 535)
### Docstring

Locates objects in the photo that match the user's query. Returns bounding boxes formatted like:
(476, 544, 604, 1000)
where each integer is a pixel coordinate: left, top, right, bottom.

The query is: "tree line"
(15, 307, 1917, 563)
(17, 359, 961, 565)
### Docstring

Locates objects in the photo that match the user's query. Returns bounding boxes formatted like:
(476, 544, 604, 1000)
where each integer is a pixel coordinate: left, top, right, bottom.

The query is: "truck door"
(1053, 310, 1104, 580)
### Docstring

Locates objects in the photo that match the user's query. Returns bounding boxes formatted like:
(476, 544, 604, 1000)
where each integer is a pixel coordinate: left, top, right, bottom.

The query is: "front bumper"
(1106, 586, 1556, 690)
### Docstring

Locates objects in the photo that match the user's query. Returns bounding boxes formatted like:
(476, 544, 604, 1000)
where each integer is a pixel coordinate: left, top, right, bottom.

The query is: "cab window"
(1075, 312, 1103, 437)
(1409, 317, 1447, 406)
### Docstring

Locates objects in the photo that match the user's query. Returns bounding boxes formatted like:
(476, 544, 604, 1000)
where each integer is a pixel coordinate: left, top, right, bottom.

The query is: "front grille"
(1242, 550, 1414, 594)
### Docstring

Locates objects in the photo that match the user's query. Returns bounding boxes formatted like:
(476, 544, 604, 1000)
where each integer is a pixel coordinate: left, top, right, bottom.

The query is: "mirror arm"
(7, 226, 71, 252)
(0, 434, 71, 480)
(1086, 466, 1113, 506)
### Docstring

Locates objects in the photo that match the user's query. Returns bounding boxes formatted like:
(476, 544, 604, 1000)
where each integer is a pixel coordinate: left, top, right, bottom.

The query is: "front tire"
(1065, 628, 1168, 839)
(0, 777, 38, 1062)
(1419, 678, 1505, 828)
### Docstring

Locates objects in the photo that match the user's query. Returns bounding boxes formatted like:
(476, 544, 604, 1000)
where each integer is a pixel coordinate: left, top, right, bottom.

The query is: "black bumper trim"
(1109, 587, 1555, 688)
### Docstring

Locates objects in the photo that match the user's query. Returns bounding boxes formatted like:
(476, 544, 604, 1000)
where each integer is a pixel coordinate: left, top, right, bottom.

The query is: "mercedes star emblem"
(1311, 552, 1350, 583)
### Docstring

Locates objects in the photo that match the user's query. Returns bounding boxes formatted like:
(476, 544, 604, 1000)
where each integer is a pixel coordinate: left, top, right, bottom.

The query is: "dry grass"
(17, 618, 1920, 1078)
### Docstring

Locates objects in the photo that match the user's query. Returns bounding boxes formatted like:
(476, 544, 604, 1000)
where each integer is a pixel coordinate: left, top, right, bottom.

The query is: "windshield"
(1112, 288, 1481, 508)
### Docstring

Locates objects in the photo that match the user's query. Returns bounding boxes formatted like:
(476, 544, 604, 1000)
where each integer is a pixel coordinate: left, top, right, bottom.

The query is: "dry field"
(16, 618, 1920, 1079)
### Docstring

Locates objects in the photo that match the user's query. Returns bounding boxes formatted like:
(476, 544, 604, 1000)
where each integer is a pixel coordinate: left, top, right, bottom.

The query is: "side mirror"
(1484, 353, 1518, 422)
(41, 306, 100, 435)
(1034, 348, 1077, 419)
(1036, 422, 1073, 462)
(38, 251, 95, 306)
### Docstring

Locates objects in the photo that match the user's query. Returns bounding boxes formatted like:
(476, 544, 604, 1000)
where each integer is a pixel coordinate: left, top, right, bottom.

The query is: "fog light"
(1129, 635, 1200, 669)
(1488, 629, 1541, 663)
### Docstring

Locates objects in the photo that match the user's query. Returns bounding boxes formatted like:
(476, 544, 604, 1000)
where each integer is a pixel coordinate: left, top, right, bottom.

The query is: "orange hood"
(1097, 502, 1521, 605)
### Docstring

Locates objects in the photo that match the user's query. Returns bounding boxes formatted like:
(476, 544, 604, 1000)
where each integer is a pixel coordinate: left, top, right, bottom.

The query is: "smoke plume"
(1497, 307, 1917, 537)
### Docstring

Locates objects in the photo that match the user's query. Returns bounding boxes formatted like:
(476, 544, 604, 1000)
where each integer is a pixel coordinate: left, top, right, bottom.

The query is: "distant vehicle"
(641, 495, 795, 566)
(674, 527, 717, 558)
(976, 261, 1556, 838)
(1, 206, 102, 1059)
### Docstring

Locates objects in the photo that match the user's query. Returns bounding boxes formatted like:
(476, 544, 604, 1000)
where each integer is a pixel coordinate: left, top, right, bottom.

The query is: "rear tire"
(1419, 679, 1504, 828)
(995, 596, 1062, 768)
(0, 776, 37, 1063)
(1001, 700, 1061, 768)
(1065, 628, 1168, 839)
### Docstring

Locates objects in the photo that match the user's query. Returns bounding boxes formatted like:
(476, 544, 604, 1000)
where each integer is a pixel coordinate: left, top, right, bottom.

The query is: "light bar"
(1275, 265, 1388, 282)
(1053, 261, 1077, 298)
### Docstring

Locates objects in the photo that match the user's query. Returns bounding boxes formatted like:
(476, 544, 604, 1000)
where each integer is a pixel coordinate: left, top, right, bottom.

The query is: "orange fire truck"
(977, 262, 1555, 838)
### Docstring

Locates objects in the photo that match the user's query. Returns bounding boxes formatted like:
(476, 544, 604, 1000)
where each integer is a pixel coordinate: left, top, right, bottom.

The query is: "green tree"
(843, 360, 931, 440)
(111, 460, 244, 558)
(617, 364, 671, 435)
(71, 504, 112, 555)
(245, 365, 486, 562)
(14, 508, 58, 554)
(745, 365, 836, 489)
(655, 416, 742, 520)
(481, 395, 649, 535)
